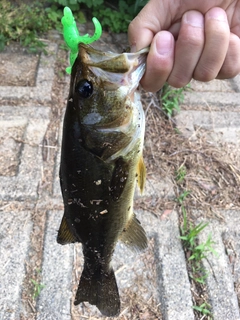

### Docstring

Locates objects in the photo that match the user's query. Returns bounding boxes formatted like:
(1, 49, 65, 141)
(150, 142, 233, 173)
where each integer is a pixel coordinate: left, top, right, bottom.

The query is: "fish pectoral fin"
(74, 264, 120, 317)
(137, 155, 146, 194)
(57, 215, 78, 245)
(120, 213, 147, 251)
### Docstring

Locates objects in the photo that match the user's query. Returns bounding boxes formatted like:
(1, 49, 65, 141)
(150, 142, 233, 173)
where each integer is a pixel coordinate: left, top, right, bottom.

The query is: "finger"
(217, 32, 240, 79)
(194, 7, 230, 81)
(167, 21, 181, 39)
(167, 10, 205, 88)
(128, 17, 155, 52)
(128, 0, 166, 51)
(140, 31, 174, 92)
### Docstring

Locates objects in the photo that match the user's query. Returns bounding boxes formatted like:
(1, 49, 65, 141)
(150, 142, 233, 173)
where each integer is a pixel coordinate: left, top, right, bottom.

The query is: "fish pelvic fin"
(137, 155, 146, 194)
(57, 215, 78, 245)
(120, 213, 148, 251)
(74, 265, 120, 317)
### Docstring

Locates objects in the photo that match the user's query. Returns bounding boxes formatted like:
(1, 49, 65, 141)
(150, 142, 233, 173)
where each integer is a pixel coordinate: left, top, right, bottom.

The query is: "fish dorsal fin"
(57, 215, 78, 245)
(120, 213, 147, 251)
(137, 155, 146, 194)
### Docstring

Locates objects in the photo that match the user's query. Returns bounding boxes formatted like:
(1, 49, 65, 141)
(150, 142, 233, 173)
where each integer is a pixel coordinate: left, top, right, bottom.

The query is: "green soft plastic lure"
(61, 6, 102, 74)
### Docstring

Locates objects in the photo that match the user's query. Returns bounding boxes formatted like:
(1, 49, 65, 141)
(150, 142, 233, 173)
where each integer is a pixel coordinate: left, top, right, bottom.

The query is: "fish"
(57, 43, 149, 317)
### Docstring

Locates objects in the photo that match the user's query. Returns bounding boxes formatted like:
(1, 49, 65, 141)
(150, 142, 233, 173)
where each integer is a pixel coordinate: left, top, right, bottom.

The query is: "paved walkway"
(0, 27, 240, 320)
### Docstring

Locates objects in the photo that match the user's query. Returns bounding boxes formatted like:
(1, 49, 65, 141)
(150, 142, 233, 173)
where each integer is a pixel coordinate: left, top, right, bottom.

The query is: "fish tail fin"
(120, 213, 148, 251)
(74, 264, 120, 317)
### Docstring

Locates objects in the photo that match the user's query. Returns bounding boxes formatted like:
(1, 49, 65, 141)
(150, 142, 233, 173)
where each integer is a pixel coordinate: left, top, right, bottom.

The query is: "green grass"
(179, 204, 215, 317)
(0, 0, 63, 52)
(176, 190, 191, 205)
(161, 83, 190, 117)
(30, 269, 45, 300)
(193, 302, 212, 317)
(0, 0, 148, 52)
(31, 278, 45, 299)
(179, 201, 217, 285)
(175, 166, 187, 183)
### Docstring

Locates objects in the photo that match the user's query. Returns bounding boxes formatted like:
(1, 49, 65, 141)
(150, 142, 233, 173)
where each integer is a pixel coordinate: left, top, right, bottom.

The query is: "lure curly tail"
(61, 6, 102, 74)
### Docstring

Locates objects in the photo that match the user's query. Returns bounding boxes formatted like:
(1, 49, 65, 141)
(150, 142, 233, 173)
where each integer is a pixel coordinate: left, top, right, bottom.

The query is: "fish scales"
(58, 43, 149, 317)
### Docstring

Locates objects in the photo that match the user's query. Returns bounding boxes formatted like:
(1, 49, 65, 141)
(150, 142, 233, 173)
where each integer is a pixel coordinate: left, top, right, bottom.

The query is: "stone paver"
(183, 78, 240, 109)
(37, 211, 73, 320)
(0, 211, 32, 320)
(0, 43, 57, 103)
(141, 210, 195, 320)
(176, 110, 240, 143)
(190, 79, 235, 92)
(0, 105, 50, 200)
(0, 32, 240, 320)
(197, 211, 240, 320)
(0, 52, 39, 87)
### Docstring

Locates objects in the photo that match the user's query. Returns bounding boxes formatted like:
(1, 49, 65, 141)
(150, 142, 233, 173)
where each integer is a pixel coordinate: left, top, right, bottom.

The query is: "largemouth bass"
(57, 43, 148, 317)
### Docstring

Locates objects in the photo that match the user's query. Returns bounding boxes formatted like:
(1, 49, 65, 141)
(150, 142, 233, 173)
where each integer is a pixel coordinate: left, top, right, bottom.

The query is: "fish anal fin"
(137, 155, 146, 194)
(120, 213, 147, 251)
(57, 215, 78, 245)
(74, 265, 120, 317)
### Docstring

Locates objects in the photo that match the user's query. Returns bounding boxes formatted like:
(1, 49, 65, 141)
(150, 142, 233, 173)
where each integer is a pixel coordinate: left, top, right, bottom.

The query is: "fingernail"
(207, 8, 227, 21)
(156, 31, 173, 56)
(184, 11, 204, 27)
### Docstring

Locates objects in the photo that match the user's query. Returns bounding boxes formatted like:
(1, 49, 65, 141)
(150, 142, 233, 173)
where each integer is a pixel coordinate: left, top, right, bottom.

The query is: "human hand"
(128, 0, 240, 92)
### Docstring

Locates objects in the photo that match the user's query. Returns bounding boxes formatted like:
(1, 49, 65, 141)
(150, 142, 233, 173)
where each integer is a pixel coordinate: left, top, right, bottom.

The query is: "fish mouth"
(79, 43, 149, 92)
(76, 44, 147, 162)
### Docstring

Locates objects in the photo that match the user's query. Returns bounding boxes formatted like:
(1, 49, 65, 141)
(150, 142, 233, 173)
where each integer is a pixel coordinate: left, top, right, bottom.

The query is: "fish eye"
(75, 79, 93, 98)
